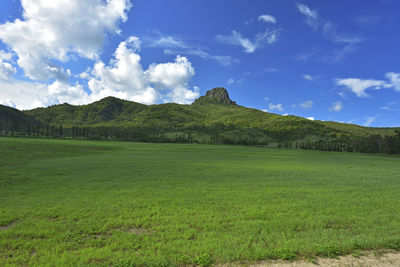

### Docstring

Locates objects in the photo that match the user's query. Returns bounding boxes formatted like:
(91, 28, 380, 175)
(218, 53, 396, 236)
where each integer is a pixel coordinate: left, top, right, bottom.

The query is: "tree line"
(1, 121, 400, 154)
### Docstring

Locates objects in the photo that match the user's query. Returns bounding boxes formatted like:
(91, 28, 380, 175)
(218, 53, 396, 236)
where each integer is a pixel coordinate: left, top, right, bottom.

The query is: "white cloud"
(216, 31, 256, 53)
(164, 48, 238, 67)
(264, 97, 270, 102)
(321, 22, 363, 63)
(329, 101, 343, 112)
(216, 15, 280, 54)
(336, 73, 400, 97)
(146, 56, 194, 89)
(381, 102, 400, 112)
(0, 79, 51, 110)
(258, 15, 276, 24)
(306, 116, 315, 121)
(47, 80, 90, 105)
(336, 78, 388, 98)
(0, 2, 202, 108)
(0, 99, 16, 108)
(146, 55, 199, 103)
(268, 103, 284, 111)
(87, 37, 155, 104)
(303, 74, 315, 81)
(296, 4, 362, 62)
(386, 72, 400, 92)
(227, 78, 234, 85)
(261, 109, 268, 113)
(364, 116, 379, 127)
(0, 51, 16, 80)
(300, 100, 314, 109)
(322, 22, 362, 45)
(86, 37, 199, 105)
(296, 3, 319, 30)
(147, 36, 188, 49)
(216, 30, 280, 53)
(146, 34, 238, 66)
(0, 78, 91, 109)
(0, 0, 132, 81)
(0, 34, 200, 108)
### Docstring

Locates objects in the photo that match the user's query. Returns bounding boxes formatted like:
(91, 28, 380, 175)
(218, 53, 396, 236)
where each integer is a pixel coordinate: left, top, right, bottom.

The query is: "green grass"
(1, 137, 400, 266)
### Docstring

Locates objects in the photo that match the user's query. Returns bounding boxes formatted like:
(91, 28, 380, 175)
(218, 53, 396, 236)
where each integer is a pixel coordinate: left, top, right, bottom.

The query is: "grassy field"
(1, 137, 400, 266)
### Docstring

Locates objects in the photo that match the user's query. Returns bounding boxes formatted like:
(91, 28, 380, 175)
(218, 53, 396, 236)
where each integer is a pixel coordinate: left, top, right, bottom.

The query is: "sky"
(0, 0, 400, 127)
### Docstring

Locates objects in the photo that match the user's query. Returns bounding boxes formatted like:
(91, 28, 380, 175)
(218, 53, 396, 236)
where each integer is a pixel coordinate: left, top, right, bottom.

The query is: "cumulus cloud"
(85, 37, 199, 105)
(258, 15, 276, 24)
(0, 35, 200, 108)
(296, 3, 319, 30)
(0, 0, 132, 81)
(268, 103, 284, 111)
(146, 56, 198, 103)
(0, 79, 52, 109)
(306, 117, 315, 121)
(300, 100, 314, 109)
(329, 101, 343, 112)
(0, 2, 210, 108)
(0, 99, 16, 108)
(0, 78, 91, 110)
(0, 51, 16, 80)
(47, 80, 90, 105)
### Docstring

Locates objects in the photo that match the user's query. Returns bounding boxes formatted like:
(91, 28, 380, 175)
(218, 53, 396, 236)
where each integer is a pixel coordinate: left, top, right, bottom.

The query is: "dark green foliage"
(1, 88, 400, 153)
(0, 104, 44, 135)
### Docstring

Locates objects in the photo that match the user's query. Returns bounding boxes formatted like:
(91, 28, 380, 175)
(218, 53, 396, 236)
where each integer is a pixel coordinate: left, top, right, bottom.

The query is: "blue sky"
(0, 0, 399, 127)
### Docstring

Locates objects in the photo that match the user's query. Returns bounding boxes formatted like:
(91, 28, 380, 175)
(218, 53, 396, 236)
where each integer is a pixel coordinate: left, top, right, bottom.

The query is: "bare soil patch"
(0, 221, 17, 231)
(126, 227, 148, 236)
(250, 250, 400, 267)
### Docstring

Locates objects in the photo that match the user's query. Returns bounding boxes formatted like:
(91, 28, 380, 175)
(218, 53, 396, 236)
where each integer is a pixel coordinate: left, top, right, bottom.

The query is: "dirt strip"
(250, 250, 400, 267)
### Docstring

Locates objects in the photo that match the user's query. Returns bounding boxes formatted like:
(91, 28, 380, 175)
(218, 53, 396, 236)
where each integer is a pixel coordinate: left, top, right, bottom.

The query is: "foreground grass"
(1, 138, 400, 266)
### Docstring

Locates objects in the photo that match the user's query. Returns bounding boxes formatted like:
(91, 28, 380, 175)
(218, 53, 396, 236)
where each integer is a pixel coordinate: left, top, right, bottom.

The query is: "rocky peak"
(193, 87, 236, 105)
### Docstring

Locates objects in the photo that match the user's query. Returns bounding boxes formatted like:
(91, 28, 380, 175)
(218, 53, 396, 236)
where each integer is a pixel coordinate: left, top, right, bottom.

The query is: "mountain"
(25, 97, 147, 126)
(193, 87, 236, 105)
(0, 104, 43, 132)
(1, 87, 399, 152)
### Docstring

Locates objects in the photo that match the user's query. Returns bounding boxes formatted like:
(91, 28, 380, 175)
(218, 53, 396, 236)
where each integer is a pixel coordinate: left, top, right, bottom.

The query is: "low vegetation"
(1, 138, 400, 266)
(1, 88, 399, 154)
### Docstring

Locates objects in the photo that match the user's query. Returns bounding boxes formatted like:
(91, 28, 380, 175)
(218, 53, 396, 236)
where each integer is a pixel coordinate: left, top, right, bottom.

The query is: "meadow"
(1, 137, 400, 266)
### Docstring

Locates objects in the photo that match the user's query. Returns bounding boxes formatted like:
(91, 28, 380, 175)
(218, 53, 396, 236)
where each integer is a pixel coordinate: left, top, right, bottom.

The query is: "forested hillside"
(1, 87, 399, 153)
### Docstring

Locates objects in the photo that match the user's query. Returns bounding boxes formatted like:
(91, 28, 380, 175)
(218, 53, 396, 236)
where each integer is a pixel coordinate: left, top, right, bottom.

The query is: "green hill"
(1, 87, 399, 153)
(0, 104, 43, 133)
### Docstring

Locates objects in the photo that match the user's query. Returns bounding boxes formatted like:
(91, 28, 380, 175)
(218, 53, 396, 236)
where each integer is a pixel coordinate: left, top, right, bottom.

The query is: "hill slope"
(0, 104, 43, 132)
(1, 87, 399, 151)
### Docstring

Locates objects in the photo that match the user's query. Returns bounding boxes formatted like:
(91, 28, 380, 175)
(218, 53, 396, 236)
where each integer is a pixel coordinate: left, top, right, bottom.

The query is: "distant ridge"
(0, 87, 399, 153)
